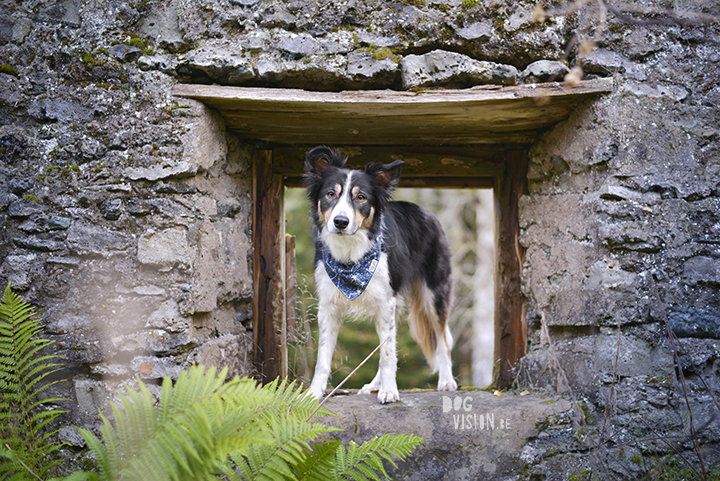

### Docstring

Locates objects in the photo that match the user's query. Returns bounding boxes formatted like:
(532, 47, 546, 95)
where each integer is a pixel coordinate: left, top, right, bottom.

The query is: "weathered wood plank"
(173, 79, 613, 146)
(285, 235, 297, 344)
(273, 145, 506, 178)
(252, 150, 287, 383)
(283, 176, 495, 189)
(493, 150, 528, 389)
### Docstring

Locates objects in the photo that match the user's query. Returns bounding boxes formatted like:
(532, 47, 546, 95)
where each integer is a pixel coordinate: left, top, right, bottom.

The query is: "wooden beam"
(285, 235, 297, 343)
(173, 79, 613, 146)
(283, 176, 495, 189)
(252, 150, 287, 383)
(273, 145, 505, 178)
(493, 150, 528, 389)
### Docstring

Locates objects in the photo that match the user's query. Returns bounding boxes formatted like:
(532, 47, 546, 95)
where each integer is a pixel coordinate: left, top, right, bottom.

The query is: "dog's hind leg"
(407, 279, 457, 392)
(435, 323, 457, 391)
(307, 301, 344, 401)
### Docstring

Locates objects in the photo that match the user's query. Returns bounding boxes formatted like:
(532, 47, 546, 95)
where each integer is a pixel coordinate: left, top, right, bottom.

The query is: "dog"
(303, 146, 457, 404)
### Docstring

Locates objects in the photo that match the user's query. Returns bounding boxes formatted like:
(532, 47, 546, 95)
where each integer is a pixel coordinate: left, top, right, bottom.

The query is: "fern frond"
(84, 365, 284, 481)
(0, 283, 67, 480)
(304, 433, 423, 481)
(232, 416, 338, 481)
(294, 440, 343, 481)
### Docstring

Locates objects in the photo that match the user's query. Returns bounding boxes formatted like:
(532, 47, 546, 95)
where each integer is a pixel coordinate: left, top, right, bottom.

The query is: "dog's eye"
(327, 190, 335, 198)
(356, 194, 366, 202)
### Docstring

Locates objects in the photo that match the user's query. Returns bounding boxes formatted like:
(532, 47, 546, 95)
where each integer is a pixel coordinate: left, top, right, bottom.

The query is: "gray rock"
(137, 2, 185, 52)
(74, 379, 107, 417)
(355, 31, 401, 48)
(670, 306, 720, 339)
(9, 177, 34, 194)
(36, 0, 81, 27)
(582, 48, 629, 75)
(520, 60, 570, 83)
(29, 98, 93, 123)
(275, 33, 346, 58)
(126, 198, 154, 216)
(8, 200, 46, 218)
(320, 390, 572, 481)
(598, 223, 663, 253)
(13, 237, 66, 251)
(254, 52, 347, 90)
(99, 198, 123, 221)
(108, 44, 143, 61)
(0, 193, 18, 210)
(131, 356, 185, 379)
(124, 160, 197, 181)
(400, 50, 517, 89)
(584, 259, 636, 289)
(682, 256, 720, 286)
(58, 426, 86, 448)
(145, 299, 190, 333)
(187, 335, 248, 378)
(66, 222, 132, 255)
(138, 54, 179, 74)
(152, 182, 198, 194)
(457, 21, 494, 41)
(347, 51, 399, 87)
(47, 256, 81, 266)
(258, 4, 297, 30)
(182, 44, 254, 84)
(0, 254, 36, 290)
(37, 216, 72, 230)
(504, 7, 532, 32)
(137, 227, 195, 268)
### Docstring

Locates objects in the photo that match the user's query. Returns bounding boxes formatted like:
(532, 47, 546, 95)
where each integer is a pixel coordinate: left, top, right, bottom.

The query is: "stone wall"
(1, 0, 719, 477)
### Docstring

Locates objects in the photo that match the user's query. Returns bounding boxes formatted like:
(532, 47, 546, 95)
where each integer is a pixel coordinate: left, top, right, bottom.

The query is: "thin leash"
(306, 334, 392, 421)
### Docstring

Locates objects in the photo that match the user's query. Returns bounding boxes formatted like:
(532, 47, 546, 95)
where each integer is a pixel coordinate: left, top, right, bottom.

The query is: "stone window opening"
(173, 79, 612, 388)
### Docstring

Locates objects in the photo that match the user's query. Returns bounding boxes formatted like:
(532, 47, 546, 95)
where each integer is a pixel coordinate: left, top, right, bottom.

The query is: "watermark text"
(442, 396, 511, 431)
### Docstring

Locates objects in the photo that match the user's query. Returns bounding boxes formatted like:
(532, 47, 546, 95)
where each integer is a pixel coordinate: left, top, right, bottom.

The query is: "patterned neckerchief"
(322, 229, 383, 301)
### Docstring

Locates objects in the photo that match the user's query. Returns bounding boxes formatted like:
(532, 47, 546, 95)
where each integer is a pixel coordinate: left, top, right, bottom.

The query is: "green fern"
(79, 365, 273, 481)
(75, 366, 422, 481)
(0, 282, 66, 479)
(295, 433, 423, 481)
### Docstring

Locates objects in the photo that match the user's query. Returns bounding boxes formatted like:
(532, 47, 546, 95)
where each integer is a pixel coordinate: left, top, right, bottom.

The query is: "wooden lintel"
(173, 79, 613, 146)
(252, 150, 287, 384)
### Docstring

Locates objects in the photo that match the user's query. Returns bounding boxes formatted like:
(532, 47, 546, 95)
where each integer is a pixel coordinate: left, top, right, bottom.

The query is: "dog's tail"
(407, 279, 452, 373)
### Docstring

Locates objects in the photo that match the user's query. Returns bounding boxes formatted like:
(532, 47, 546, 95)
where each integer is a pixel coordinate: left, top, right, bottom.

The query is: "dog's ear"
(304, 146, 347, 177)
(365, 160, 403, 191)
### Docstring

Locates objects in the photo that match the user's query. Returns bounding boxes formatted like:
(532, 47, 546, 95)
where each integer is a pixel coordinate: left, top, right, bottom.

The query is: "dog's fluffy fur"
(303, 146, 457, 403)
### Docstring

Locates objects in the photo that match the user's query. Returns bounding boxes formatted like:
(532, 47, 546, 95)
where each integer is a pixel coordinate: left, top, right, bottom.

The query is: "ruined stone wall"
(516, 4, 720, 475)
(1, 0, 719, 476)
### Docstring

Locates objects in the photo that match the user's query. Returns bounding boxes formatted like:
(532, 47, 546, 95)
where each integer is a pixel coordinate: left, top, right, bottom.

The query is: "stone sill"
(320, 390, 572, 480)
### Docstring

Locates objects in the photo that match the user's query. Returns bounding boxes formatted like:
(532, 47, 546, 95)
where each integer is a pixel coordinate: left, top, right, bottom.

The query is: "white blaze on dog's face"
(319, 171, 375, 236)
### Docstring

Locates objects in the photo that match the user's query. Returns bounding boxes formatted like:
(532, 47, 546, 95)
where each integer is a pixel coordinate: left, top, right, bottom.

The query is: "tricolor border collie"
(303, 146, 457, 403)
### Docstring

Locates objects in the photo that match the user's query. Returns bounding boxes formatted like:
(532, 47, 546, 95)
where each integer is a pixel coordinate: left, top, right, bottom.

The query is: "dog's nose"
(333, 215, 349, 230)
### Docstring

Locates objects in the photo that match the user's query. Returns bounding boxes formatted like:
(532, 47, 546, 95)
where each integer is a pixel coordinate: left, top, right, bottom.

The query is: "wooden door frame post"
(252, 149, 288, 383)
(493, 149, 528, 389)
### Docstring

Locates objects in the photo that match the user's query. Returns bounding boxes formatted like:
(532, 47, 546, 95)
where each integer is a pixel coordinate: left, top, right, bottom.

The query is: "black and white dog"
(303, 146, 457, 403)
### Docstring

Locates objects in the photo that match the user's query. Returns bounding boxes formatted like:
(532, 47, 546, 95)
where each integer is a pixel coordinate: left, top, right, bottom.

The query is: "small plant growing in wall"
(0, 283, 67, 479)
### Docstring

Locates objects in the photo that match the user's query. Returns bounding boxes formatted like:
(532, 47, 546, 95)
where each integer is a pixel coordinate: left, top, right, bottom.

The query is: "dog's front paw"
(377, 387, 400, 404)
(358, 379, 380, 395)
(437, 378, 458, 392)
(306, 386, 325, 401)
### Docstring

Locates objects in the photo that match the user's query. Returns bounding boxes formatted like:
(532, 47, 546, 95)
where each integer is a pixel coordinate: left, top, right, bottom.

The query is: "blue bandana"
(322, 232, 383, 301)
